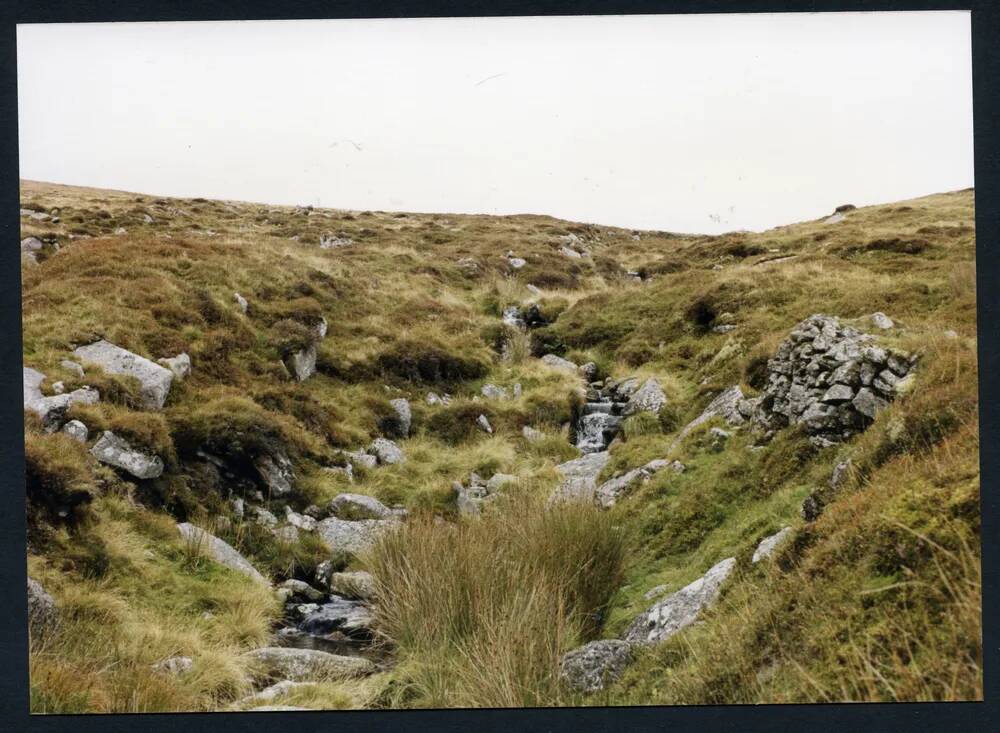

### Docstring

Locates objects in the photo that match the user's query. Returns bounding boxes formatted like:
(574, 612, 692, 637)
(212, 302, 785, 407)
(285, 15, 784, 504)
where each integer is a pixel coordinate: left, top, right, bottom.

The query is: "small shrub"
(752, 425, 818, 497)
(425, 402, 496, 444)
(621, 412, 662, 440)
(743, 353, 771, 390)
(374, 340, 489, 384)
(685, 297, 717, 332)
(25, 433, 98, 528)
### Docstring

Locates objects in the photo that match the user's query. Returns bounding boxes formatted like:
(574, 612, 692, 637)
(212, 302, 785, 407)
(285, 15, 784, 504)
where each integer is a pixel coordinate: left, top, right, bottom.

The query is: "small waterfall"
(575, 399, 623, 453)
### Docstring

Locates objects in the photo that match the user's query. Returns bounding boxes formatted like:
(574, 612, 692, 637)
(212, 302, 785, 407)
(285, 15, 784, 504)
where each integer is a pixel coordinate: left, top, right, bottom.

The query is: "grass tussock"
(366, 497, 628, 707)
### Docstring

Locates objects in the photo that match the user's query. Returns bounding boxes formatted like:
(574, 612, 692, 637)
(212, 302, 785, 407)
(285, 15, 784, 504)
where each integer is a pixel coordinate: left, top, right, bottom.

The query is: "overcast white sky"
(17, 12, 973, 234)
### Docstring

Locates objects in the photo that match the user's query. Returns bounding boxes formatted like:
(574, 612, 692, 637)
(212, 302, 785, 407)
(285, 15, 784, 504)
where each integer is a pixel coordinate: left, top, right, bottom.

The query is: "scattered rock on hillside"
(234, 292, 249, 313)
(387, 398, 412, 438)
(73, 340, 174, 409)
(91, 431, 164, 479)
(540, 354, 579, 373)
(870, 312, 895, 330)
(61, 419, 89, 443)
(245, 647, 375, 683)
(560, 245, 583, 259)
(622, 378, 667, 416)
(323, 464, 354, 483)
(177, 523, 269, 585)
(824, 212, 846, 224)
(316, 516, 398, 556)
(254, 451, 295, 496)
(829, 458, 853, 489)
(329, 493, 395, 520)
(502, 305, 526, 329)
(522, 425, 543, 442)
(624, 557, 736, 644)
(560, 639, 633, 693)
(505, 251, 527, 269)
(477, 414, 493, 434)
(319, 233, 354, 249)
(238, 680, 310, 706)
(709, 427, 731, 450)
(595, 458, 683, 509)
(157, 352, 191, 380)
(23, 367, 100, 431)
(21, 237, 43, 252)
(345, 450, 378, 470)
(27, 578, 59, 636)
(284, 507, 317, 532)
(299, 597, 374, 637)
(749, 314, 916, 445)
(670, 385, 748, 451)
(607, 377, 640, 402)
(281, 579, 326, 602)
(551, 451, 610, 503)
(801, 494, 822, 522)
(328, 571, 376, 600)
(152, 656, 194, 675)
(752, 527, 793, 563)
(481, 383, 509, 400)
(368, 437, 404, 465)
(60, 359, 85, 379)
(486, 473, 517, 492)
(287, 343, 317, 382)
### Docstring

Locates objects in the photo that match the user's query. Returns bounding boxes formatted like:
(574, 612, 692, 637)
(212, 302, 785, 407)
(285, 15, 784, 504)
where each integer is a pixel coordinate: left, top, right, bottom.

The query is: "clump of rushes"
(366, 496, 628, 708)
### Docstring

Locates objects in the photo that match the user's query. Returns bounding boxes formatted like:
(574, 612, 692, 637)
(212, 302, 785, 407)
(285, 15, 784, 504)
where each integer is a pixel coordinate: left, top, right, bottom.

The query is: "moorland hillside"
(20, 180, 980, 711)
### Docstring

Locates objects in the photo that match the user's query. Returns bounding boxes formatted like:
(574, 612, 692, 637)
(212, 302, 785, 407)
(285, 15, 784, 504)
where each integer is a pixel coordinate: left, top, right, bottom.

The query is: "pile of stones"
(746, 314, 916, 446)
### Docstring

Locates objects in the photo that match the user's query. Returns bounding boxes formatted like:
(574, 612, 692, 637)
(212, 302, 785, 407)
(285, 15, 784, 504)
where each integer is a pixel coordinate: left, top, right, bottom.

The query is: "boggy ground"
(20, 180, 980, 711)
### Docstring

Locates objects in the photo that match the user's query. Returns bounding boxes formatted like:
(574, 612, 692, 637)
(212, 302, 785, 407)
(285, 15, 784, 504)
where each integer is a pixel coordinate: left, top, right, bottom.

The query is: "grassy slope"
(20, 180, 980, 710)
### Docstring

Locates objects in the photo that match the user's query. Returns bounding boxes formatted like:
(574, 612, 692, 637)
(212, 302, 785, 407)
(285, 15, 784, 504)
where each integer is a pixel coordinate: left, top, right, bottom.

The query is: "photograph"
(16, 11, 981, 714)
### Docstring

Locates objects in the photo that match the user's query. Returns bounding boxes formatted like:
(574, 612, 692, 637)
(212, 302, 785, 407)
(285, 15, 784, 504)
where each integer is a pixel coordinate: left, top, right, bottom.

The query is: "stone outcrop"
(23, 367, 99, 432)
(280, 579, 325, 602)
(316, 516, 398, 556)
(595, 458, 684, 509)
(622, 378, 667, 416)
(152, 656, 194, 675)
(368, 437, 404, 465)
(177, 523, 269, 585)
(61, 419, 89, 442)
(670, 385, 746, 451)
(752, 527, 793, 563)
(90, 431, 164, 479)
(287, 343, 317, 382)
(454, 472, 516, 516)
(560, 639, 633, 693)
(540, 354, 579, 373)
(157, 353, 191, 380)
(254, 451, 295, 496)
(871, 312, 894, 329)
(388, 398, 412, 438)
(244, 647, 375, 682)
(27, 577, 59, 637)
(73, 340, 173, 409)
(550, 451, 610, 503)
(328, 493, 395, 520)
(328, 571, 376, 600)
(748, 314, 915, 445)
(481, 383, 509, 400)
(624, 557, 736, 644)
(298, 596, 374, 638)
